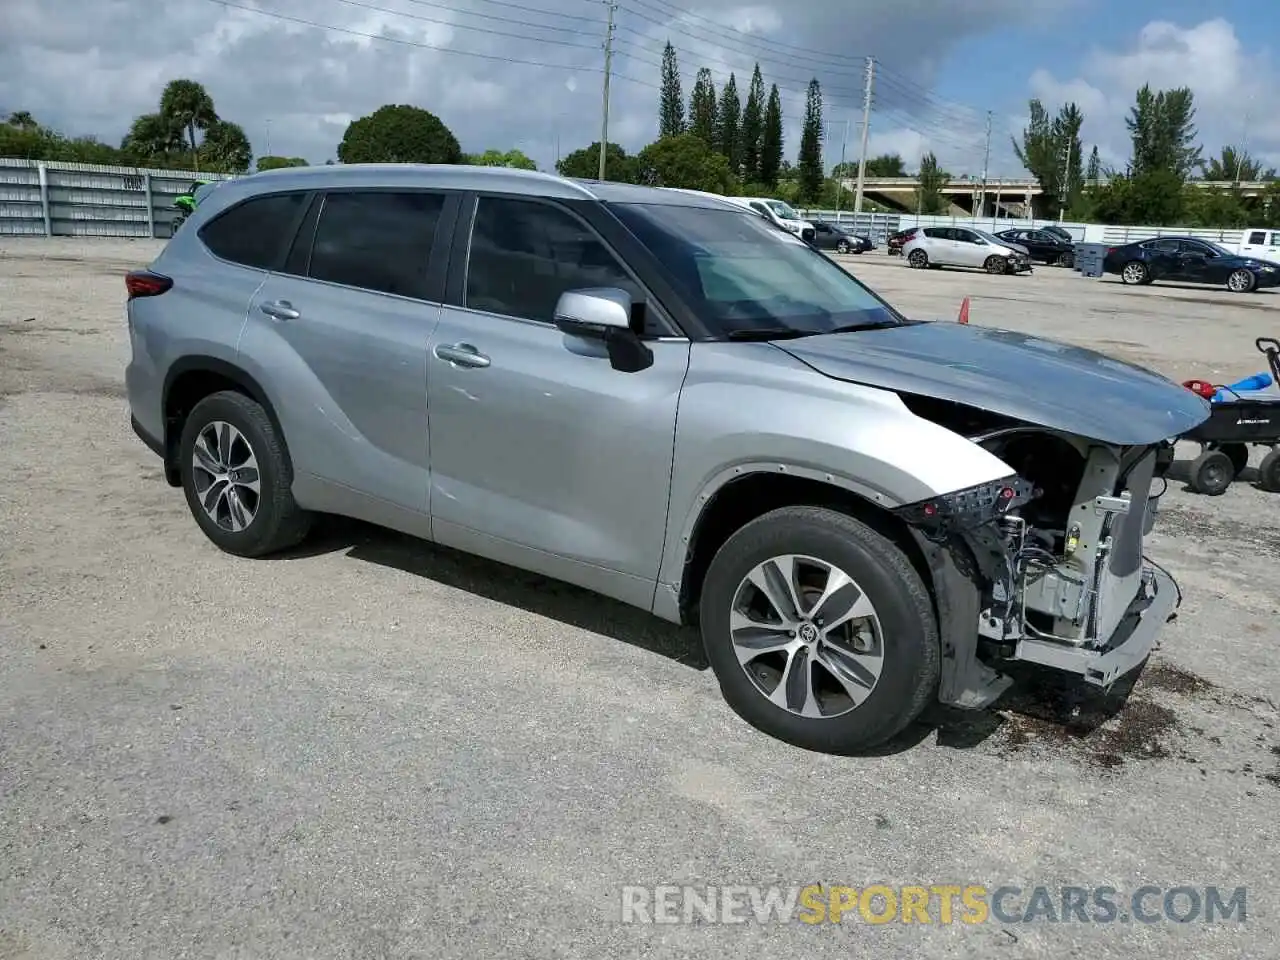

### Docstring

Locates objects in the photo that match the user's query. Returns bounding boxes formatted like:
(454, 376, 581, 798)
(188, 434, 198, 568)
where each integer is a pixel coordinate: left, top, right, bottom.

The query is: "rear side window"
(1248, 231, 1267, 244)
(199, 191, 307, 269)
(307, 191, 445, 299)
(464, 196, 643, 325)
(923, 227, 946, 239)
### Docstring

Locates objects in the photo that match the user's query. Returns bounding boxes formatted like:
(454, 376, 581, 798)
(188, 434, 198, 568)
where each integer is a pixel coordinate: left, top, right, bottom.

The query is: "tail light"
(126, 270, 172, 299)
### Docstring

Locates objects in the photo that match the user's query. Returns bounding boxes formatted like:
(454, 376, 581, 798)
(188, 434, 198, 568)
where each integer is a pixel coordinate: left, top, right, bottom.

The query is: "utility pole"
(832, 120, 850, 215)
(1058, 138, 1070, 222)
(265, 119, 272, 156)
(852, 56, 874, 214)
(977, 109, 992, 217)
(1233, 109, 1251, 183)
(597, 0, 618, 181)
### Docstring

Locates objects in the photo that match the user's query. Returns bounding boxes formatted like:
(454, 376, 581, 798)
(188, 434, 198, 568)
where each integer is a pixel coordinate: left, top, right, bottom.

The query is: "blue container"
(1213, 372, 1274, 401)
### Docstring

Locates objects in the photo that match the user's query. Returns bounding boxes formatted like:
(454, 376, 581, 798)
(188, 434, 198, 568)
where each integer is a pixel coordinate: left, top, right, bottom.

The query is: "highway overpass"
(837, 176, 1276, 216)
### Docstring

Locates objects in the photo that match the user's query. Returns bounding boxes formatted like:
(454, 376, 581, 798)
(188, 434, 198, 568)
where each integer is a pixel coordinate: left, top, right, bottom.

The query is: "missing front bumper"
(1011, 564, 1177, 687)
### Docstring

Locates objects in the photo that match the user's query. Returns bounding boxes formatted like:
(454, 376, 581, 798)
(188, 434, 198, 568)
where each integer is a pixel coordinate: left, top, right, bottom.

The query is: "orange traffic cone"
(957, 297, 970, 324)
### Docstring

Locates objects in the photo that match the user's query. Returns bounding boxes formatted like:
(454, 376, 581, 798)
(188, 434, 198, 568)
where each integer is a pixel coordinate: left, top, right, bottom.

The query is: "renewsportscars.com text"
(618, 884, 1247, 925)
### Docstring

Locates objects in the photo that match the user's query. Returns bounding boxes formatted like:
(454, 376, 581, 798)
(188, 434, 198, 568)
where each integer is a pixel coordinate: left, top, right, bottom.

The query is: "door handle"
(260, 299, 300, 321)
(434, 342, 490, 368)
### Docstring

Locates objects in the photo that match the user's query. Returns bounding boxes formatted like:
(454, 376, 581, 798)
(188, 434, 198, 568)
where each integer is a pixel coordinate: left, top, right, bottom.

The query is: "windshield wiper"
(825, 319, 909, 333)
(724, 327, 817, 341)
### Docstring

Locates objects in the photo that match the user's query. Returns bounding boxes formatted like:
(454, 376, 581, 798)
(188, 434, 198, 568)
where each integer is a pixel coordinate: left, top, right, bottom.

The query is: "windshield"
(765, 200, 801, 221)
(609, 201, 908, 338)
(1203, 240, 1233, 256)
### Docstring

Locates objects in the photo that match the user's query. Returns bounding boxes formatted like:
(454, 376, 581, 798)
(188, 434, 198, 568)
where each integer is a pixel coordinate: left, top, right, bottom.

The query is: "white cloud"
(0, 0, 1084, 172)
(1026, 18, 1280, 174)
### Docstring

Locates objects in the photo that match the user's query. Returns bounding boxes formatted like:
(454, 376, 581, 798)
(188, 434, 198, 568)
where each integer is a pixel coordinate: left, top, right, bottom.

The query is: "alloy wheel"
(191, 420, 262, 532)
(729, 554, 884, 719)
(1228, 269, 1254, 292)
(1122, 262, 1146, 284)
(908, 250, 928, 268)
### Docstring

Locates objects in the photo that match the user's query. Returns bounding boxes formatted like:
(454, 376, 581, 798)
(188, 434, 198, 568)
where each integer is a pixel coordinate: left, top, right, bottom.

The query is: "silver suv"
(125, 163, 1209, 753)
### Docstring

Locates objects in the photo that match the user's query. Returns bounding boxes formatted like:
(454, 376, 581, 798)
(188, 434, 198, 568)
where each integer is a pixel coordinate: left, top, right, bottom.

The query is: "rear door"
(1144, 238, 1182, 277)
(241, 188, 456, 515)
(425, 193, 691, 589)
(921, 227, 954, 264)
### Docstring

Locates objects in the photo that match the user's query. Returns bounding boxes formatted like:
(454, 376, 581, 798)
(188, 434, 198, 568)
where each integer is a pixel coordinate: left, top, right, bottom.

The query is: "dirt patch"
(1157, 503, 1280, 561)
(1142, 661, 1214, 696)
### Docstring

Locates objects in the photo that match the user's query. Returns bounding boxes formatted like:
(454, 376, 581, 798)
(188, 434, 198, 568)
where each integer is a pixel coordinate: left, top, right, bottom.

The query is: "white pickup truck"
(722, 196, 817, 244)
(1236, 228, 1280, 261)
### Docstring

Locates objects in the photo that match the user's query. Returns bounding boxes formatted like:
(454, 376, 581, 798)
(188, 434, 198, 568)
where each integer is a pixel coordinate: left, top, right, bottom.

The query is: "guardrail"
(0, 159, 238, 238)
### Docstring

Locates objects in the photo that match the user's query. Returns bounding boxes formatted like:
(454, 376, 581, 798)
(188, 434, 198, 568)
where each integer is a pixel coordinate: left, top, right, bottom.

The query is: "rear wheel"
(984, 255, 1007, 275)
(1258, 449, 1280, 492)
(907, 249, 929, 269)
(1188, 448, 1234, 496)
(1227, 269, 1256, 293)
(699, 506, 939, 754)
(1055, 251, 1073, 267)
(179, 390, 313, 557)
(1121, 261, 1150, 285)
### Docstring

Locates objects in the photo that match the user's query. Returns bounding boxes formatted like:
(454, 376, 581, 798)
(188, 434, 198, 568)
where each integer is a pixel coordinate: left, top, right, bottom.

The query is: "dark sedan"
(994, 228, 1075, 267)
(810, 220, 874, 254)
(1102, 236, 1280, 293)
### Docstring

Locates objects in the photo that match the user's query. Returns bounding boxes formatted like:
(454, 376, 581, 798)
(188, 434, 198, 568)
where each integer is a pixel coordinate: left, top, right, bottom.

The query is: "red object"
(1181, 378, 1217, 400)
(125, 270, 172, 299)
(957, 297, 970, 324)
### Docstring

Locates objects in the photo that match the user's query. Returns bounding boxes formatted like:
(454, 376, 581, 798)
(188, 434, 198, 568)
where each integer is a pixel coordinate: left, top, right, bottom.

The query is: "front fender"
(653, 342, 1016, 615)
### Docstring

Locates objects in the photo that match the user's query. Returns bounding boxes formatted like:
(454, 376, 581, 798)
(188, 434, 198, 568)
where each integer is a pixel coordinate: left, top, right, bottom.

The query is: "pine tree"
(1085, 145, 1100, 182)
(759, 84, 783, 188)
(688, 68, 717, 146)
(797, 78, 824, 205)
(739, 63, 765, 184)
(659, 42, 684, 138)
(716, 73, 741, 174)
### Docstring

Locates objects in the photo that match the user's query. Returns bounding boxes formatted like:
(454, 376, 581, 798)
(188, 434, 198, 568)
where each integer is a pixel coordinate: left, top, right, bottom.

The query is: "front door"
(426, 194, 691, 593)
(951, 228, 987, 268)
(241, 189, 449, 514)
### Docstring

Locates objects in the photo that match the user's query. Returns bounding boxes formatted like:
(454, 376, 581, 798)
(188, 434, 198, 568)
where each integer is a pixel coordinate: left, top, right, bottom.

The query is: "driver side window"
(464, 196, 657, 333)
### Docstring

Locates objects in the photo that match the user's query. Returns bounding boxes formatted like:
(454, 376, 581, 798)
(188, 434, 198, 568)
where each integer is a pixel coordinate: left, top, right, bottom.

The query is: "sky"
(1, 0, 1278, 179)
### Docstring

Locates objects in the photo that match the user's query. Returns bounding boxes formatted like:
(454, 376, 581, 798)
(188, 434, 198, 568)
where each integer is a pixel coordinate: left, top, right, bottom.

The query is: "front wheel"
(698, 506, 939, 754)
(1188, 448, 1234, 496)
(1227, 269, 1256, 293)
(984, 255, 1007, 275)
(836, 240, 850, 254)
(179, 390, 313, 557)
(907, 249, 929, 269)
(1258, 449, 1280, 493)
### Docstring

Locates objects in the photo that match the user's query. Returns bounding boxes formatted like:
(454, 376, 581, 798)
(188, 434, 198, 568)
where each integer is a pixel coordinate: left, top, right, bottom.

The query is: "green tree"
(833, 153, 906, 178)
(337, 104, 462, 164)
(759, 84, 783, 189)
(716, 73, 741, 173)
(739, 63, 765, 183)
(1087, 169, 1185, 225)
(1126, 85, 1201, 179)
(916, 152, 949, 214)
(688, 68, 717, 146)
(1052, 102, 1085, 214)
(1085, 145, 1101, 182)
(120, 112, 185, 165)
(1013, 99, 1083, 215)
(467, 148, 536, 169)
(159, 79, 218, 169)
(796, 78, 824, 205)
(636, 132, 737, 194)
(257, 155, 309, 171)
(659, 42, 685, 139)
(556, 141, 636, 182)
(1199, 145, 1270, 182)
(202, 120, 252, 173)
(6, 111, 37, 130)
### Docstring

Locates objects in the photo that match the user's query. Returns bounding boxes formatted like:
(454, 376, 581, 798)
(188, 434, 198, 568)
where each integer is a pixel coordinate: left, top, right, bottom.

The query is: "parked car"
(994, 228, 1075, 267)
(811, 221, 873, 254)
(722, 196, 817, 244)
(903, 226, 1033, 274)
(886, 226, 920, 256)
(1037, 224, 1074, 244)
(1102, 236, 1280, 293)
(125, 163, 1207, 754)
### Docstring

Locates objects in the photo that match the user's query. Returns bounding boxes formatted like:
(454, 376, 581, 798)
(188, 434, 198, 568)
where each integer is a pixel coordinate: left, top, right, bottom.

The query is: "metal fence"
(0, 158, 1266, 249)
(0, 159, 238, 238)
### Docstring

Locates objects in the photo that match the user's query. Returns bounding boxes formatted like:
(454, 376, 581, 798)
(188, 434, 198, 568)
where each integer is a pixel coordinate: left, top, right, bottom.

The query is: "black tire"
(1055, 252, 1073, 268)
(1258, 449, 1280, 492)
(907, 248, 929, 269)
(1215, 442, 1250, 477)
(836, 240, 850, 254)
(699, 506, 940, 754)
(1226, 268, 1256, 293)
(178, 390, 312, 557)
(1188, 448, 1234, 496)
(984, 255, 1007, 275)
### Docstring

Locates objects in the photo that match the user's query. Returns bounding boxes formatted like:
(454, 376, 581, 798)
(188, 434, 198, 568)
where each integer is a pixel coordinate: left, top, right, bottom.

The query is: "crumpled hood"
(775, 321, 1211, 445)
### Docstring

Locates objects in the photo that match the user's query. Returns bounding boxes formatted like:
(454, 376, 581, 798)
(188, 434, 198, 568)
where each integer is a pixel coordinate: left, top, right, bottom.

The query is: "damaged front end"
(892, 411, 1181, 710)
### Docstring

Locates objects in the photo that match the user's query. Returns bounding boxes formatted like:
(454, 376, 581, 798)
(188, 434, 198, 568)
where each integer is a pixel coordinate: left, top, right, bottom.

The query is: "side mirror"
(552, 287, 653, 373)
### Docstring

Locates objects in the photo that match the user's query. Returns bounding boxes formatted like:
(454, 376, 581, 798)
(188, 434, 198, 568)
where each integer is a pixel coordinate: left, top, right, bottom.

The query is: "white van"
(1237, 228, 1280, 261)
(722, 196, 817, 244)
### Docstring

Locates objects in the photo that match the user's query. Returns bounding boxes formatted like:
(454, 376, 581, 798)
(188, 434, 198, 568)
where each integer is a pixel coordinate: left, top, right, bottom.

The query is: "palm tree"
(121, 113, 185, 166)
(202, 120, 253, 173)
(159, 79, 218, 170)
(1199, 145, 1273, 182)
(6, 111, 38, 130)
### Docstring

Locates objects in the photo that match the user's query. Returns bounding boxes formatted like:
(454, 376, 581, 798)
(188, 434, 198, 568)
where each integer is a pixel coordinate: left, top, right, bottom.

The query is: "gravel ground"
(1, 238, 1277, 959)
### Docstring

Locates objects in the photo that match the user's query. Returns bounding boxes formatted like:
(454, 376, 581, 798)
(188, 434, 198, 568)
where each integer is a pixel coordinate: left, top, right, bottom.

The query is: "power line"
(202, 0, 658, 87)
(322, 0, 601, 50)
